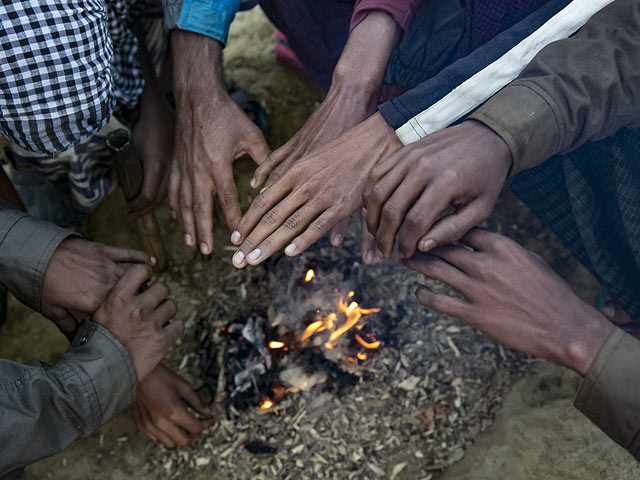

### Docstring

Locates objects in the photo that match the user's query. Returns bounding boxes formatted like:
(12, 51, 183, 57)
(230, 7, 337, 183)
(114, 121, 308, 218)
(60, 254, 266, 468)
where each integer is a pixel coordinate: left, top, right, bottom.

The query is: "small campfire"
(209, 268, 388, 412)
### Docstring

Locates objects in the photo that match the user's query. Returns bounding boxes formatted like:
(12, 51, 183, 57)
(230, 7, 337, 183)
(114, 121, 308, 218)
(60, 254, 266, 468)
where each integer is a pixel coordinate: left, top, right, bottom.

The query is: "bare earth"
(2, 8, 638, 480)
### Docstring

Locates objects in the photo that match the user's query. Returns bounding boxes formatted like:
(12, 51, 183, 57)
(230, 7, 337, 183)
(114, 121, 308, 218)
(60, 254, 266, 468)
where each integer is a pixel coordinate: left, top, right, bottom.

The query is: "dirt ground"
(3, 7, 639, 480)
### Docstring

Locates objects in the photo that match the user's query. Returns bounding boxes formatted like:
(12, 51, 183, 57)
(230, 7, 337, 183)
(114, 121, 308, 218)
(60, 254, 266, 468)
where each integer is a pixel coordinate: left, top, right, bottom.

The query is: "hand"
(92, 264, 183, 381)
(169, 31, 270, 255)
(363, 120, 513, 260)
(131, 365, 214, 448)
(41, 238, 155, 339)
(402, 229, 614, 376)
(248, 11, 401, 251)
(230, 113, 403, 268)
(128, 85, 174, 217)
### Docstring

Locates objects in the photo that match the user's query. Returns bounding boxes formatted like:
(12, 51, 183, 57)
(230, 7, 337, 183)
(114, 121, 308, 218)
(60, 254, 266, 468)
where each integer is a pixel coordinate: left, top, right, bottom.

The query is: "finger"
(244, 124, 271, 167)
(284, 208, 344, 257)
(192, 180, 215, 255)
(330, 217, 349, 247)
(168, 160, 181, 220)
(137, 282, 171, 313)
(178, 380, 213, 416)
(112, 264, 153, 298)
(415, 284, 469, 318)
(162, 319, 185, 346)
(395, 186, 452, 259)
(128, 166, 159, 217)
(250, 143, 291, 189)
(231, 177, 293, 246)
(400, 254, 471, 293)
(417, 202, 491, 253)
(103, 245, 154, 266)
(360, 209, 380, 264)
(232, 190, 303, 267)
(149, 299, 178, 328)
(179, 173, 197, 248)
(213, 161, 242, 232)
(363, 157, 408, 237)
(243, 202, 325, 266)
(429, 244, 480, 275)
(158, 420, 193, 447)
(459, 227, 496, 251)
(374, 177, 425, 259)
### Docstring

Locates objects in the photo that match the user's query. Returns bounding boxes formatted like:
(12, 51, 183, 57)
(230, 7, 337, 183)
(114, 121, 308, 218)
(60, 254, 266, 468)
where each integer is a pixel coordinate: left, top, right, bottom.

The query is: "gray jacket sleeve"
(0, 201, 74, 312)
(163, 0, 183, 30)
(0, 321, 137, 474)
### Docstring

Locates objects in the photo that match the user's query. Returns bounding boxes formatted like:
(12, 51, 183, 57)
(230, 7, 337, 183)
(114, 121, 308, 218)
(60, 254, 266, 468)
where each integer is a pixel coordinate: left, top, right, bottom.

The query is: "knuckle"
(263, 209, 279, 226)
(370, 184, 387, 204)
(381, 203, 400, 223)
(284, 215, 299, 231)
(403, 213, 422, 233)
(253, 193, 269, 210)
(310, 217, 326, 233)
(192, 202, 208, 215)
(440, 168, 460, 187)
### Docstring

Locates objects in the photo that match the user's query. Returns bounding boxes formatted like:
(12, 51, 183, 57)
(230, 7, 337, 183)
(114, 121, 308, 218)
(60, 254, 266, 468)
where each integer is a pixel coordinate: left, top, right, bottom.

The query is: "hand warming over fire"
(230, 113, 403, 268)
(402, 229, 614, 376)
(132, 365, 214, 448)
(363, 120, 512, 260)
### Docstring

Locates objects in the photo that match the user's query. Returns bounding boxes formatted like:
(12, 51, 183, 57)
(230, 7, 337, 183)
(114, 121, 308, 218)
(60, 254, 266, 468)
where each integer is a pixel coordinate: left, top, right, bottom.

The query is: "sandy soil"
(2, 7, 638, 480)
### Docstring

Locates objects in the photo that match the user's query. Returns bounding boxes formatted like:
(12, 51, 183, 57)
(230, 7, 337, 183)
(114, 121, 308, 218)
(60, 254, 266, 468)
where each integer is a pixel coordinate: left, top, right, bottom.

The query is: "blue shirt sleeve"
(177, 0, 242, 45)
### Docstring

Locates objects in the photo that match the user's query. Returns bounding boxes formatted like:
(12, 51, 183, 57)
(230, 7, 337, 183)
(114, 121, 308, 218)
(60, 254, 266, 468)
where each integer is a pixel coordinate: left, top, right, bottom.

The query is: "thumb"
(245, 125, 271, 166)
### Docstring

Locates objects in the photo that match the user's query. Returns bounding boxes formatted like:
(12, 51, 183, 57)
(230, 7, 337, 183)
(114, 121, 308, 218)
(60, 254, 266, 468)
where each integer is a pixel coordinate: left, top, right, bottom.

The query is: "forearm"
(471, 0, 640, 174)
(0, 322, 136, 474)
(350, 0, 423, 37)
(332, 11, 401, 102)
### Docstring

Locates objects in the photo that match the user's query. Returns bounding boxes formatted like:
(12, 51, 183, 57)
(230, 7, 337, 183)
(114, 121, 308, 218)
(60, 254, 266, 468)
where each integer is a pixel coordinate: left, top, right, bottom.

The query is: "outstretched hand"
(402, 229, 614, 376)
(230, 113, 403, 268)
(363, 120, 512, 260)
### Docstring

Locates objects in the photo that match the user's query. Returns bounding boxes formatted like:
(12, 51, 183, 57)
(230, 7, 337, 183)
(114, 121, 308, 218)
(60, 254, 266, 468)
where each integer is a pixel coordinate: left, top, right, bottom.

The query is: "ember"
(268, 341, 285, 349)
(260, 398, 273, 410)
(304, 269, 315, 282)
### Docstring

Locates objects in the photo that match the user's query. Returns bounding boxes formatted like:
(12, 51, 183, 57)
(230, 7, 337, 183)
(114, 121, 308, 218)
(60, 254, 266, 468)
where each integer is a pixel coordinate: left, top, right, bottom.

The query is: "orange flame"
(305, 269, 315, 282)
(260, 398, 273, 409)
(357, 352, 367, 361)
(355, 333, 381, 349)
(301, 294, 381, 350)
(269, 341, 285, 349)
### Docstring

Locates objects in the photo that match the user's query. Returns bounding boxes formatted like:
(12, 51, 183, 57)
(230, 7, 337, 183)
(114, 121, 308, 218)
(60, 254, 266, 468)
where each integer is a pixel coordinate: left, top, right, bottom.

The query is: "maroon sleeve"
(350, 0, 424, 35)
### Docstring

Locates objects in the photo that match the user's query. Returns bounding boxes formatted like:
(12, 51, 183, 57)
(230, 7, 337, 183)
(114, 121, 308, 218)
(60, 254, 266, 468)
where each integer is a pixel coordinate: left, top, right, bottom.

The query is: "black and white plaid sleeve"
(0, 1, 144, 155)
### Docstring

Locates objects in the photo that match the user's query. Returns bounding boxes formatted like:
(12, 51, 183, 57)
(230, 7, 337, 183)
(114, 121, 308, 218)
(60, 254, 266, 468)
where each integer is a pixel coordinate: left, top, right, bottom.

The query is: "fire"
(301, 294, 381, 350)
(260, 398, 273, 410)
(357, 352, 367, 361)
(305, 269, 315, 282)
(269, 341, 285, 349)
(355, 333, 381, 349)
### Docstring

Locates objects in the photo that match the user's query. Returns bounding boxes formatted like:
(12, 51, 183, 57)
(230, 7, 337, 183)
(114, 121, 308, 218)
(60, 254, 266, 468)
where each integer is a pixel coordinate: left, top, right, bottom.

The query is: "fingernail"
(171, 210, 177, 220)
(248, 249, 261, 262)
(200, 243, 210, 255)
(150, 256, 157, 266)
(285, 244, 297, 256)
(233, 251, 245, 265)
(331, 234, 343, 246)
(184, 233, 194, 246)
(260, 187, 267, 194)
(250, 178, 257, 188)
(375, 249, 384, 260)
(365, 250, 375, 264)
(230, 231, 241, 244)
(420, 238, 437, 252)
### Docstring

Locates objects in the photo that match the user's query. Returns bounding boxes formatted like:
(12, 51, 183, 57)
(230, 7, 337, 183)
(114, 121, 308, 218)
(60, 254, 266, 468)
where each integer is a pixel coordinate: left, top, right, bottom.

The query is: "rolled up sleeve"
(574, 328, 640, 460)
(0, 202, 75, 312)
(0, 321, 137, 474)
(350, 0, 424, 35)
(163, 0, 241, 45)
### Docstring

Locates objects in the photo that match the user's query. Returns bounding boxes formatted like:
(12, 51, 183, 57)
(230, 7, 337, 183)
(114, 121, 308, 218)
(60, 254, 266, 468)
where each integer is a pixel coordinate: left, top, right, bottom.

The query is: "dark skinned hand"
(169, 31, 270, 255)
(246, 12, 401, 256)
(363, 120, 512, 260)
(230, 113, 403, 268)
(402, 229, 614, 376)
(132, 364, 214, 448)
(92, 264, 183, 382)
(41, 238, 155, 339)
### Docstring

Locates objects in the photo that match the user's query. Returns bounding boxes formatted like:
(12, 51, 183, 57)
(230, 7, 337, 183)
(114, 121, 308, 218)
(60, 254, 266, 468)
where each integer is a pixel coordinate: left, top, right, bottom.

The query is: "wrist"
(562, 307, 614, 376)
(466, 120, 514, 181)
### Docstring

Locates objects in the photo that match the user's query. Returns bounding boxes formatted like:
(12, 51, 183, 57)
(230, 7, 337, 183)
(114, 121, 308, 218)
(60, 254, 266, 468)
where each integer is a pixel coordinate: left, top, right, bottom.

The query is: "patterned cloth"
(1, 0, 164, 212)
(512, 127, 640, 324)
(0, 0, 143, 155)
